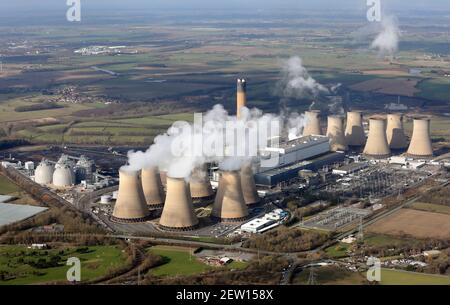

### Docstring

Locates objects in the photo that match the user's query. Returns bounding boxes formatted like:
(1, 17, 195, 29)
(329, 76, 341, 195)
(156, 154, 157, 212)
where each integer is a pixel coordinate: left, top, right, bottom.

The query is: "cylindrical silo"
(212, 171, 248, 222)
(190, 166, 214, 202)
(240, 164, 260, 206)
(345, 111, 366, 147)
(303, 110, 322, 136)
(236, 78, 247, 119)
(52, 165, 73, 187)
(34, 159, 54, 185)
(326, 116, 348, 152)
(363, 117, 391, 158)
(111, 170, 150, 223)
(141, 167, 165, 209)
(386, 114, 408, 150)
(407, 117, 433, 158)
(159, 177, 199, 231)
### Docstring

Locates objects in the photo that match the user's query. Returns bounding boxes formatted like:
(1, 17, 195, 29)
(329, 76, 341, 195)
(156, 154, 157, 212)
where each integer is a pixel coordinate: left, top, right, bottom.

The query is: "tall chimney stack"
(240, 163, 260, 206)
(407, 117, 433, 158)
(141, 167, 165, 209)
(236, 78, 247, 119)
(386, 114, 408, 150)
(303, 110, 322, 136)
(212, 171, 248, 222)
(190, 165, 214, 202)
(345, 111, 366, 147)
(363, 117, 391, 158)
(326, 116, 348, 151)
(111, 170, 150, 223)
(159, 177, 199, 231)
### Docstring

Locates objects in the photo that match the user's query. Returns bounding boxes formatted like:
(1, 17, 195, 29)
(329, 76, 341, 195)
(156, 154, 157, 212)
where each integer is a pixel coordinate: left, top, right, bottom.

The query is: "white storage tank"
(34, 160, 54, 185)
(100, 195, 112, 204)
(52, 165, 74, 187)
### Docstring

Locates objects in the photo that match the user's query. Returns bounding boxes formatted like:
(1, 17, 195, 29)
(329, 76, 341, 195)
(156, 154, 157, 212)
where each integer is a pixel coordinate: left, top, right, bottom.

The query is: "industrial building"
(407, 117, 433, 158)
(34, 159, 54, 185)
(345, 111, 366, 147)
(240, 164, 260, 205)
(363, 117, 391, 158)
(332, 162, 368, 175)
(241, 209, 288, 233)
(141, 167, 165, 209)
(386, 114, 408, 150)
(326, 115, 348, 152)
(303, 110, 322, 136)
(190, 165, 214, 202)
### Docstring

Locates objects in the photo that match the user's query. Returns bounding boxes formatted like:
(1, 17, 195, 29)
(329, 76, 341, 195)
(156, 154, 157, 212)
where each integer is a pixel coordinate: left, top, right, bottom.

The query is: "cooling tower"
(111, 170, 150, 223)
(326, 116, 348, 152)
(212, 171, 248, 222)
(236, 78, 247, 119)
(363, 118, 391, 158)
(159, 177, 199, 231)
(345, 111, 366, 147)
(407, 117, 433, 158)
(141, 167, 165, 209)
(303, 110, 322, 136)
(386, 114, 408, 150)
(190, 166, 214, 201)
(35, 160, 54, 185)
(52, 165, 73, 187)
(240, 164, 260, 206)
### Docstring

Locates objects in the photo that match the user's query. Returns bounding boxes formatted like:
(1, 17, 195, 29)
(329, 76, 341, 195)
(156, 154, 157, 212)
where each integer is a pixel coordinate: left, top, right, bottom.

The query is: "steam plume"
(371, 16, 400, 57)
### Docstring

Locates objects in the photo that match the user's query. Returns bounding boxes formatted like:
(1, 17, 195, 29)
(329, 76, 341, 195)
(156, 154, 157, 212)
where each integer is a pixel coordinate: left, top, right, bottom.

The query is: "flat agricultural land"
(0, 245, 127, 285)
(0, 175, 20, 194)
(349, 78, 421, 97)
(148, 245, 246, 277)
(409, 202, 450, 215)
(293, 266, 366, 285)
(380, 269, 450, 285)
(366, 208, 450, 240)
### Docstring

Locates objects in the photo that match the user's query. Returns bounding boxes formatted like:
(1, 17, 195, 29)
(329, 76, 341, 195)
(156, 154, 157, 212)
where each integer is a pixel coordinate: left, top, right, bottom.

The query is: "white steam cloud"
(370, 16, 400, 57)
(276, 56, 329, 98)
(122, 104, 286, 179)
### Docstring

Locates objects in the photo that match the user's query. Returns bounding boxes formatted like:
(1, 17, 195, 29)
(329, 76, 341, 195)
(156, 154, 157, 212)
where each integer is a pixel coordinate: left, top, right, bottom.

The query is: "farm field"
(0, 175, 20, 194)
(380, 269, 450, 285)
(0, 245, 127, 285)
(148, 245, 246, 277)
(409, 202, 450, 215)
(366, 209, 450, 240)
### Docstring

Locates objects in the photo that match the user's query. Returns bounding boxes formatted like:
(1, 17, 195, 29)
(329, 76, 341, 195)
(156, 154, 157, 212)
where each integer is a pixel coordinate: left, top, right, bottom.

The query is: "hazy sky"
(1, 0, 449, 12)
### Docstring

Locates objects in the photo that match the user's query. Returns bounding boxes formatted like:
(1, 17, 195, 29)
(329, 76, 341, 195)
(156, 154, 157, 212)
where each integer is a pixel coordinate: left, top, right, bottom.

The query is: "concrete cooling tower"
(34, 159, 54, 185)
(141, 167, 165, 209)
(303, 110, 322, 136)
(326, 116, 348, 152)
(363, 118, 391, 158)
(240, 164, 260, 206)
(386, 114, 408, 150)
(236, 78, 247, 119)
(407, 117, 433, 158)
(190, 166, 214, 202)
(345, 111, 366, 147)
(212, 171, 248, 222)
(159, 177, 199, 231)
(111, 170, 150, 223)
(52, 165, 73, 187)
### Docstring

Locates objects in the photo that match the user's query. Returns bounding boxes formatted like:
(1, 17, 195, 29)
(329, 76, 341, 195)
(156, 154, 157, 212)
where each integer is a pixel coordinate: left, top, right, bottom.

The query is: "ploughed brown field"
(367, 208, 450, 240)
(349, 78, 420, 97)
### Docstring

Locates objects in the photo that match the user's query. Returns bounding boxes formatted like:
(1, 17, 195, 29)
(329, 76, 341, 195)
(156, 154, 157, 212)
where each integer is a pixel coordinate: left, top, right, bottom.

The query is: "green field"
(380, 269, 450, 285)
(148, 246, 246, 277)
(364, 234, 419, 248)
(0, 175, 20, 194)
(0, 245, 127, 285)
(325, 243, 351, 258)
(409, 202, 450, 215)
(293, 266, 366, 285)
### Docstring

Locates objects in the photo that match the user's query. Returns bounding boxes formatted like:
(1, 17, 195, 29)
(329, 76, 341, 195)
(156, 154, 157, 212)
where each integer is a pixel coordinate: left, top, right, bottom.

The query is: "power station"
(326, 115, 348, 152)
(303, 110, 322, 136)
(240, 163, 260, 206)
(159, 177, 199, 230)
(141, 167, 165, 209)
(212, 171, 249, 222)
(236, 78, 247, 119)
(190, 166, 214, 202)
(111, 170, 151, 223)
(407, 117, 434, 158)
(345, 111, 366, 147)
(386, 114, 408, 150)
(363, 117, 391, 158)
